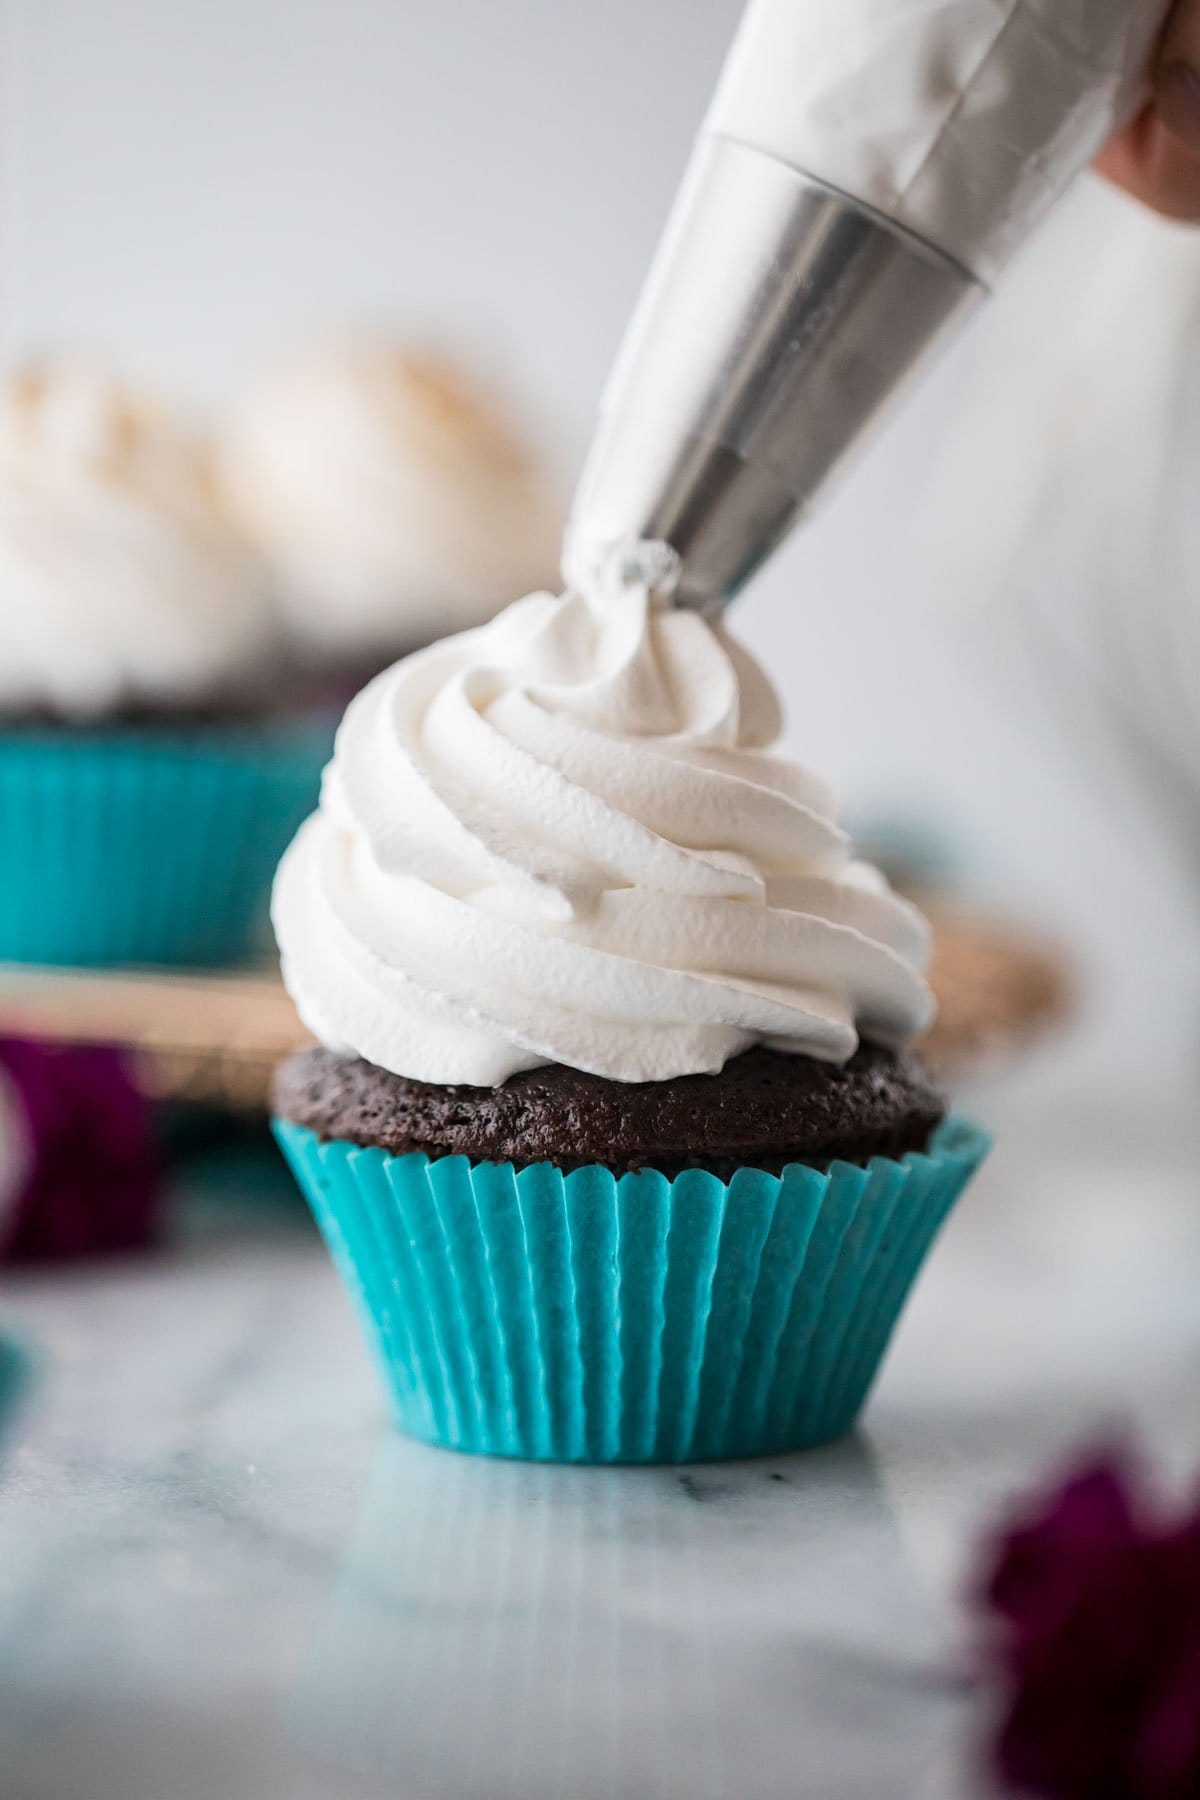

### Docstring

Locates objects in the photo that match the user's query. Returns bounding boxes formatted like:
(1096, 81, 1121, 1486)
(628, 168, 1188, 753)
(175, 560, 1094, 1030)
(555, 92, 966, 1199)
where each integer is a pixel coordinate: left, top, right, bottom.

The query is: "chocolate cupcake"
(0, 358, 326, 966)
(272, 545, 988, 1462)
(275, 1041, 944, 1177)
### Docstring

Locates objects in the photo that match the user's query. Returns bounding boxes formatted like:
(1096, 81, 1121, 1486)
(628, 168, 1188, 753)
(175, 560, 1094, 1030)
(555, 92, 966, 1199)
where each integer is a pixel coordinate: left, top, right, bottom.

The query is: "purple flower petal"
(979, 1454, 1200, 1800)
(0, 1036, 162, 1263)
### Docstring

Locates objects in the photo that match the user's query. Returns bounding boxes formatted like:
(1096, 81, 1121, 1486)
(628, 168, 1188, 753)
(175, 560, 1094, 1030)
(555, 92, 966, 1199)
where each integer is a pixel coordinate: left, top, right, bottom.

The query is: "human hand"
(1096, 0, 1200, 218)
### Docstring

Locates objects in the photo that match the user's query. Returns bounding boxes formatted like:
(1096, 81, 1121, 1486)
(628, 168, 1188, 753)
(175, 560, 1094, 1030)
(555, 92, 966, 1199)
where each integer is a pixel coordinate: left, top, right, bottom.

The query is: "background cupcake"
(220, 334, 562, 688)
(272, 547, 989, 1464)
(0, 356, 327, 967)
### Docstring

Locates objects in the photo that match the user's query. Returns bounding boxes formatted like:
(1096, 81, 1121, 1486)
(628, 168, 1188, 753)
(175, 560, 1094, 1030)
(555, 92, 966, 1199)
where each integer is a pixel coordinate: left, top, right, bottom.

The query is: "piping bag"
(567, 0, 1173, 612)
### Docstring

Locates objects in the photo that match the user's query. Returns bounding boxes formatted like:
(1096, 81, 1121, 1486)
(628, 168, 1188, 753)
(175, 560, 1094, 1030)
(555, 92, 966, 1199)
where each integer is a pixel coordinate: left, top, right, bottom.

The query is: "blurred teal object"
(0, 719, 327, 967)
(0, 1333, 31, 1451)
(848, 813, 968, 895)
(275, 1117, 989, 1464)
(170, 1119, 311, 1212)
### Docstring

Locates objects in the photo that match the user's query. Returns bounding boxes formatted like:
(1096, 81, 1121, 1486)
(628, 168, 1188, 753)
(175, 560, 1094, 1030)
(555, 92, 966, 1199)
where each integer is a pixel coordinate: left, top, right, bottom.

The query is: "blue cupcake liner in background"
(275, 1117, 990, 1464)
(0, 723, 327, 968)
(0, 1332, 31, 1458)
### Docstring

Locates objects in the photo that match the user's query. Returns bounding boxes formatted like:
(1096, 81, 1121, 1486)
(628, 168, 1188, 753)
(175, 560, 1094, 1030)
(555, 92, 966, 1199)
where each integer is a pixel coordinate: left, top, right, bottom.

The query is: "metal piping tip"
(567, 137, 984, 614)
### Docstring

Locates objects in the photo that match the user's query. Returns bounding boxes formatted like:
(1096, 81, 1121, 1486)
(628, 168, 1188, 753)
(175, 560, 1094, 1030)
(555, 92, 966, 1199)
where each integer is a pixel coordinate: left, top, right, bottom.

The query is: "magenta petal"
(979, 1454, 1200, 1799)
(0, 1036, 162, 1263)
(983, 1457, 1142, 1666)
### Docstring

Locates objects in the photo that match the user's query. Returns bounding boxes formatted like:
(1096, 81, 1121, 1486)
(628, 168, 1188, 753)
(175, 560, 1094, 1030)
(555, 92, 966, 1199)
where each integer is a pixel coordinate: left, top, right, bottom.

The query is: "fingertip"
(1096, 107, 1200, 221)
(1155, 62, 1200, 158)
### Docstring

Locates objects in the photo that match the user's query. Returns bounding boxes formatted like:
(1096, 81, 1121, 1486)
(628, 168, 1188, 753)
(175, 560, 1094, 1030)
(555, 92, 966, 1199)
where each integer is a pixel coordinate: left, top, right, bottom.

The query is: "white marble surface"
(0, 1082, 1198, 1800)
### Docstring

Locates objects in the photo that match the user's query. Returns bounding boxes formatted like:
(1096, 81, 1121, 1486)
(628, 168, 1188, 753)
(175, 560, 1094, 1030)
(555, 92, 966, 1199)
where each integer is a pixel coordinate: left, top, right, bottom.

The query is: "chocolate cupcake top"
(273, 543, 935, 1088)
(275, 1041, 944, 1176)
(0, 359, 276, 720)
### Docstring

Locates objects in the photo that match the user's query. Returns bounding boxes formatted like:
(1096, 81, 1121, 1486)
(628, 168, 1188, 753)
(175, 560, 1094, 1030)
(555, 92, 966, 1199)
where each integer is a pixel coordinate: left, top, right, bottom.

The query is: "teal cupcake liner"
(275, 1116, 989, 1464)
(0, 722, 327, 967)
(0, 1332, 31, 1461)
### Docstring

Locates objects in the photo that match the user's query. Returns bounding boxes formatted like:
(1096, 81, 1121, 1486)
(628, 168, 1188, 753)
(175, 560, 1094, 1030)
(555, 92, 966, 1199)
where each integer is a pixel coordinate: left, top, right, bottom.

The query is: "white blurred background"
(5, 0, 1200, 1105)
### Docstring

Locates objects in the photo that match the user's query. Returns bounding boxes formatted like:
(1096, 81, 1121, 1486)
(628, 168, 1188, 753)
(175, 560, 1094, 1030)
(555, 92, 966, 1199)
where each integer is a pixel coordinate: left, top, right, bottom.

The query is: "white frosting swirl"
(273, 551, 933, 1086)
(0, 360, 275, 718)
(221, 338, 562, 659)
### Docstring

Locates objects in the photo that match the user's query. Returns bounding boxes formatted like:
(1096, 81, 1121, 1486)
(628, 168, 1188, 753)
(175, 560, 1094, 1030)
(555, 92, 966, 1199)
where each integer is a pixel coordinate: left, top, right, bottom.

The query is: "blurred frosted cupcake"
(0, 358, 327, 967)
(220, 336, 561, 686)
(272, 544, 989, 1464)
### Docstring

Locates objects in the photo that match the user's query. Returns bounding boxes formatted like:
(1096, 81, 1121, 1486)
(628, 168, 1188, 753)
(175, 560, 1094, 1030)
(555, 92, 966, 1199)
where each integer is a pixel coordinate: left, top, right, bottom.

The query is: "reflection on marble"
(292, 1438, 951, 1800)
(0, 1090, 1196, 1799)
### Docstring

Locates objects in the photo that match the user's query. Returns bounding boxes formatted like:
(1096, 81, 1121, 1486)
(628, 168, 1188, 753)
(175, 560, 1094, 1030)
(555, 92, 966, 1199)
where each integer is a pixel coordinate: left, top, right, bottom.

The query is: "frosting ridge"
(274, 549, 933, 1085)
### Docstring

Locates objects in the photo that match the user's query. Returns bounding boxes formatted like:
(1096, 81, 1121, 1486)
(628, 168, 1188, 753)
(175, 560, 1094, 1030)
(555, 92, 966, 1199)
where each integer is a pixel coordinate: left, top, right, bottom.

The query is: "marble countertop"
(1, 1082, 1198, 1800)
